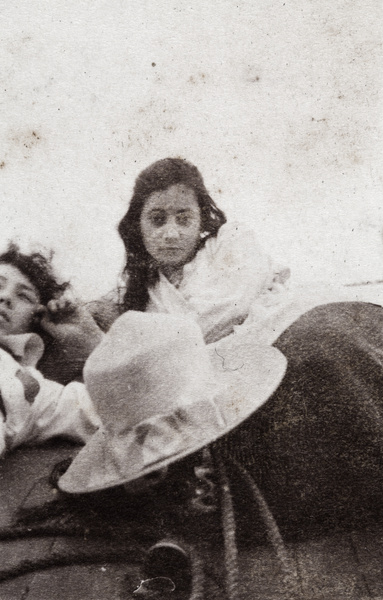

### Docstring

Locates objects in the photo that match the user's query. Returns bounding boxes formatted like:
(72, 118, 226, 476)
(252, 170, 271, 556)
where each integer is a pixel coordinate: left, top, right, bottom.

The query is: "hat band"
(103, 397, 227, 478)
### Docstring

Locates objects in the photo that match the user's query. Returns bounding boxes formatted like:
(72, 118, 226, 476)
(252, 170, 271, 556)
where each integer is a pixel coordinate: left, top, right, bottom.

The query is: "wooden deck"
(1, 442, 383, 599)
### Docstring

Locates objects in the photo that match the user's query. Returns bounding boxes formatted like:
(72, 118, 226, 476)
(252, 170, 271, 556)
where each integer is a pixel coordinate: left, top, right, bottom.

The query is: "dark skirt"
(222, 301, 383, 540)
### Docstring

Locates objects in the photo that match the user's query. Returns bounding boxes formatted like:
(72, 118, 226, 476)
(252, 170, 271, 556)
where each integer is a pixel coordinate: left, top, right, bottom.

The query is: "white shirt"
(0, 333, 101, 456)
(146, 222, 289, 344)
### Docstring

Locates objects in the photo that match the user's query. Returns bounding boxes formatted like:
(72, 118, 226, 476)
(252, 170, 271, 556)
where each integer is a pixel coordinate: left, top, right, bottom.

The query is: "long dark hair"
(118, 158, 227, 312)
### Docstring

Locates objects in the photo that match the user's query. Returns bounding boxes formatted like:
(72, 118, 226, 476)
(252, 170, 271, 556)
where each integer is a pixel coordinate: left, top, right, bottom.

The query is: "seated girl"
(0, 243, 101, 457)
(53, 158, 383, 538)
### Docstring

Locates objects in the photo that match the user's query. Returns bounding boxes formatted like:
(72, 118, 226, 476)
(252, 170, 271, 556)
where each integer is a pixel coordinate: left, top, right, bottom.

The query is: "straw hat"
(59, 311, 286, 494)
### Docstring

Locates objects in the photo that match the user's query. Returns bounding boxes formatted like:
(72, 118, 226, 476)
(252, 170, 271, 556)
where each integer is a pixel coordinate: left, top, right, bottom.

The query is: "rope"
(180, 542, 205, 600)
(0, 452, 300, 599)
(189, 549, 205, 600)
(212, 448, 239, 600)
(0, 547, 144, 583)
(0, 513, 149, 583)
(0, 516, 152, 545)
(0, 521, 87, 542)
(229, 456, 302, 600)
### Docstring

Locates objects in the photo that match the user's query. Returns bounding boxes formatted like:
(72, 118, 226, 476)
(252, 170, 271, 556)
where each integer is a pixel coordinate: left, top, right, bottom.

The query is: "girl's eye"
(176, 215, 190, 226)
(150, 214, 166, 227)
(18, 293, 34, 303)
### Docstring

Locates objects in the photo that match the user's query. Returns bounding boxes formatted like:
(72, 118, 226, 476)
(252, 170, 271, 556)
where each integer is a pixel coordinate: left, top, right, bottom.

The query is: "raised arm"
(37, 297, 104, 384)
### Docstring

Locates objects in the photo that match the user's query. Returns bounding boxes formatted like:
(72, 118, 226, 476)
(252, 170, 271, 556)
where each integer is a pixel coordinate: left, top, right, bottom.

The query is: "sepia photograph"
(0, 1, 382, 598)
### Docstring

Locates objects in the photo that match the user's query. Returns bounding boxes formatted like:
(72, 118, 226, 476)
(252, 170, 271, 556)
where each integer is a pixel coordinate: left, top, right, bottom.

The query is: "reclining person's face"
(140, 184, 202, 272)
(0, 263, 40, 335)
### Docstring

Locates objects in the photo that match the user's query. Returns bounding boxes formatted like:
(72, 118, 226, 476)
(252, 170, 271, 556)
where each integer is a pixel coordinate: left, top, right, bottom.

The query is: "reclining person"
(0, 243, 100, 456)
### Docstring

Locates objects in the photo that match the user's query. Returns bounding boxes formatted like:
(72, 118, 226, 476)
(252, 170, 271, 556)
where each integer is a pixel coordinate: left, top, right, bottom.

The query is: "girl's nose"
(163, 223, 180, 241)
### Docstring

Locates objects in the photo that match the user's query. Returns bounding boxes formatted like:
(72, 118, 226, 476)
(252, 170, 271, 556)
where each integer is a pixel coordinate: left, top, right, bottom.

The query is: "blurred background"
(0, 0, 381, 300)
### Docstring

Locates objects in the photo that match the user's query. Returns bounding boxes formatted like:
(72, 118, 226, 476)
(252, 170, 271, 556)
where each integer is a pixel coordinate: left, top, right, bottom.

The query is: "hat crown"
(84, 312, 217, 433)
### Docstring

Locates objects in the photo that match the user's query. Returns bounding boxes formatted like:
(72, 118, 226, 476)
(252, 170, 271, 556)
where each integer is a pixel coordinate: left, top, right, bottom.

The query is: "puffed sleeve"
(6, 371, 101, 449)
(182, 223, 286, 344)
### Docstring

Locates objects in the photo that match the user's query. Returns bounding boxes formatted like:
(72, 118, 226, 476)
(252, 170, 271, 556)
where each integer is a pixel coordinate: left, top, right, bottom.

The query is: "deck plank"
(0, 575, 32, 600)
(26, 564, 138, 600)
(294, 532, 369, 599)
(0, 443, 79, 599)
(0, 538, 53, 600)
(237, 546, 294, 599)
(24, 536, 142, 600)
(203, 542, 297, 599)
(1, 445, 383, 598)
(0, 442, 76, 526)
(350, 525, 383, 598)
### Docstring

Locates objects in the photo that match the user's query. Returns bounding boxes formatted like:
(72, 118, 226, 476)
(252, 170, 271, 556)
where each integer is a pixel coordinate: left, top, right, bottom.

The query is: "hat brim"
(59, 343, 286, 494)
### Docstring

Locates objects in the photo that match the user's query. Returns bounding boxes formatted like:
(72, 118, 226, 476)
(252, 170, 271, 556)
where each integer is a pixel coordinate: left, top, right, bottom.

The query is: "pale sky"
(0, 0, 382, 300)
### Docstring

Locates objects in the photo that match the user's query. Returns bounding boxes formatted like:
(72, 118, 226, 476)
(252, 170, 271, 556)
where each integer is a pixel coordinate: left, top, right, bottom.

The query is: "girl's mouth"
(160, 247, 182, 254)
(0, 310, 10, 323)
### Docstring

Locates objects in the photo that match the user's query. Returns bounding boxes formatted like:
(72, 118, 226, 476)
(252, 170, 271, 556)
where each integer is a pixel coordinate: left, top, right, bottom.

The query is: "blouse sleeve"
(183, 223, 286, 344)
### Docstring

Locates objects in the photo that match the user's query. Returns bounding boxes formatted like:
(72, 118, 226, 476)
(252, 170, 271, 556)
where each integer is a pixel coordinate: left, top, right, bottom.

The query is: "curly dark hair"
(0, 243, 69, 306)
(118, 158, 227, 312)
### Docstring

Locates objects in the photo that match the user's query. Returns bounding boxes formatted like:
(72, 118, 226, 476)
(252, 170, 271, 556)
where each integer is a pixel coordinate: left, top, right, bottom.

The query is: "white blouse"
(145, 222, 289, 344)
(89, 221, 383, 354)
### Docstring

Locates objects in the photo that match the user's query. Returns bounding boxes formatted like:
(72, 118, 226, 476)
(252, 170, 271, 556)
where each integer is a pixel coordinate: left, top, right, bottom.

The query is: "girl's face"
(0, 263, 40, 335)
(140, 184, 202, 271)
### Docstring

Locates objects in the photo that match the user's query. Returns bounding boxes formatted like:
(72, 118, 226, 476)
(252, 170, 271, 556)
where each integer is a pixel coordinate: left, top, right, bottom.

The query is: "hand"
(44, 295, 79, 323)
(39, 296, 104, 353)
